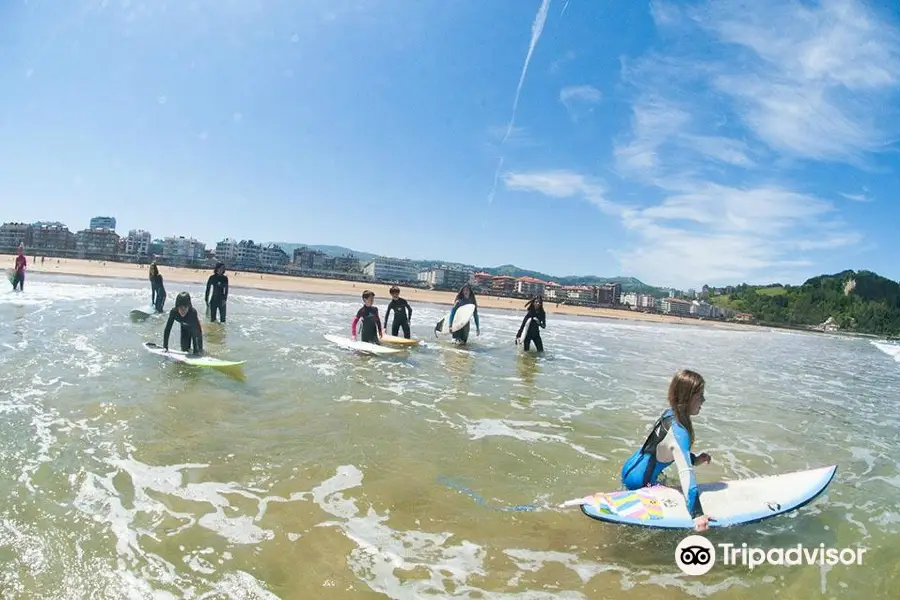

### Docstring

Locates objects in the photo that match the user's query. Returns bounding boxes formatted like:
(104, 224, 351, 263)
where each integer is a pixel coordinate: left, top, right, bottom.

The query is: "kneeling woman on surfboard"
(162, 292, 204, 356)
(620, 369, 713, 532)
(352, 290, 383, 344)
(448, 284, 480, 344)
(515, 295, 546, 352)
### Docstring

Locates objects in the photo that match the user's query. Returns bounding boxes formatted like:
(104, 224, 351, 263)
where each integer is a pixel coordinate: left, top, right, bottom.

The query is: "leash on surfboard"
(436, 476, 545, 512)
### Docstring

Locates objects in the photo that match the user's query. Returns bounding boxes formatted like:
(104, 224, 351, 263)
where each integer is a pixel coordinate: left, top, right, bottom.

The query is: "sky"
(1, 0, 899, 288)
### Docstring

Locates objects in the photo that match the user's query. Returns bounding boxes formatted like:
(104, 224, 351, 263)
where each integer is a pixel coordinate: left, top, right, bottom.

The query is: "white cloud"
(840, 192, 873, 202)
(510, 0, 899, 287)
(501, 170, 624, 216)
(559, 85, 603, 121)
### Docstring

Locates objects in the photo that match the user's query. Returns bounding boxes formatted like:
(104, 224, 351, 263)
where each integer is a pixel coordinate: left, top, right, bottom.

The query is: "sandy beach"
(3, 254, 758, 330)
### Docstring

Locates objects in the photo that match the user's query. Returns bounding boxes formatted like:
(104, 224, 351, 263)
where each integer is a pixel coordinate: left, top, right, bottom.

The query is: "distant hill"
(269, 243, 665, 294)
(708, 269, 900, 335)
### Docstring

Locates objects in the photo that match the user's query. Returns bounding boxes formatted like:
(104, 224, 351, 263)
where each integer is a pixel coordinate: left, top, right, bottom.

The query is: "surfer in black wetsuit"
(384, 286, 413, 339)
(204, 262, 229, 323)
(515, 295, 546, 352)
(447, 283, 480, 344)
(149, 262, 166, 313)
(162, 292, 204, 355)
(352, 290, 383, 344)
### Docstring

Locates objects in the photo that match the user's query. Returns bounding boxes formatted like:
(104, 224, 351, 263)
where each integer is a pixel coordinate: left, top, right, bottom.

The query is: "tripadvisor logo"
(675, 536, 866, 575)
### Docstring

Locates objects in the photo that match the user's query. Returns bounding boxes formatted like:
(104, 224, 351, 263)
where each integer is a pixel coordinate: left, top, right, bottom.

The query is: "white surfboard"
(143, 341, 246, 368)
(130, 306, 163, 318)
(380, 335, 420, 346)
(6, 269, 14, 285)
(434, 303, 477, 335)
(561, 464, 837, 529)
(323, 334, 402, 356)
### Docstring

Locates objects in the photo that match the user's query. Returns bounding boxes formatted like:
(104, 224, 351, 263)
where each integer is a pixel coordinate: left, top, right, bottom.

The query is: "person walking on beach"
(515, 295, 546, 352)
(149, 262, 167, 312)
(11, 244, 26, 291)
(162, 292, 204, 355)
(384, 286, 413, 339)
(204, 262, 229, 323)
(352, 290, 383, 344)
(620, 369, 713, 532)
(447, 283, 480, 345)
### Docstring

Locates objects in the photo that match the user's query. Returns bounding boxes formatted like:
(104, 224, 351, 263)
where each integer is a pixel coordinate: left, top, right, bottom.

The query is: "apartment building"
(333, 254, 362, 273)
(89, 216, 116, 230)
(124, 229, 152, 256)
(661, 297, 693, 316)
(418, 267, 473, 289)
(473, 271, 494, 289)
(259, 244, 290, 267)
(0, 222, 34, 249)
(621, 292, 656, 310)
(33, 223, 76, 252)
(215, 238, 239, 263)
(163, 236, 206, 261)
(76, 228, 120, 258)
(291, 246, 332, 270)
(490, 275, 517, 295)
(515, 276, 546, 297)
(596, 283, 622, 305)
(363, 258, 418, 281)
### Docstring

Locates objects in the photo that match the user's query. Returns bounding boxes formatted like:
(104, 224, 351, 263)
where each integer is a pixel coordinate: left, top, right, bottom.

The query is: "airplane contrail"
(487, 0, 552, 204)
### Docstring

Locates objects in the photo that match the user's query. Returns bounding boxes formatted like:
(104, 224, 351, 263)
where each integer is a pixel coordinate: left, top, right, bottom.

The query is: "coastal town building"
(89, 216, 116, 230)
(418, 267, 473, 289)
(0, 222, 34, 249)
(333, 254, 363, 273)
(292, 246, 333, 271)
(473, 271, 495, 288)
(690, 300, 722, 319)
(515, 276, 546, 297)
(76, 228, 120, 259)
(33, 223, 76, 252)
(621, 292, 656, 310)
(363, 258, 418, 281)
(596, 283, 622, 305)
(661, 297, 693, 316)
(259, 244, 290, 267)
(490, 275, 517, 295)
(163, 236, 206, 261)
(124, 229, 152, 256)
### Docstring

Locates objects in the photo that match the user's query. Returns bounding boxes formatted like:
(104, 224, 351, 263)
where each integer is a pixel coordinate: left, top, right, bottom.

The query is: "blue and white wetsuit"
(620, 408, 705, 518)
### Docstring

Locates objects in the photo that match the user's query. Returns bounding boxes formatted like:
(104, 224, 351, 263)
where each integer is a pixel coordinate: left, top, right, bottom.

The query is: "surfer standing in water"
(205, 262, 229, 323)
(447, 283, 480, 344)
(384, 286, 413, 339)
(352, 290, 383, 344)
(11, 244, 26, 291)
(620, 369, 713, 532)
(515, 295, 546, 352)
(162, 292, 204, 355)
(149, 262, 167, 313)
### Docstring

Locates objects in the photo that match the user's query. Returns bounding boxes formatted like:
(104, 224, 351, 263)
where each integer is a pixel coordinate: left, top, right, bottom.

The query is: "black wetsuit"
(163, 307, 204, 354)
(151, 274, 166, 312)
(449, 298, 479, 344)
(516, 307, 546, 352)
(352, 305, 383, 344)
(384, 297, 413, 338)
(205, 274, 229, 322)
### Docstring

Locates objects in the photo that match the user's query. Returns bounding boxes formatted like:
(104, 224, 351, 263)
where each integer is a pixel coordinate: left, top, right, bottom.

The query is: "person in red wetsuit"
(11, 244, 26, 291)
(351, 290, 383, 344)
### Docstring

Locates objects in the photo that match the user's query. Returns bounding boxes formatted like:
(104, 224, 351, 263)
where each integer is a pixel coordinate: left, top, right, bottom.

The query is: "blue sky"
(1, 0, 899, 288)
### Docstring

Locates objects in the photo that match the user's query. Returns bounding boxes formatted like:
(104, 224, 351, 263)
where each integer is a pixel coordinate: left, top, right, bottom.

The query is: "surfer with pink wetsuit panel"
(352, 290, 383, 344)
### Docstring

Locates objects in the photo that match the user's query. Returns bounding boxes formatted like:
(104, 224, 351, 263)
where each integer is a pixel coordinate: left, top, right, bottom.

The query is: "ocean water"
(1, 274, 898, 599)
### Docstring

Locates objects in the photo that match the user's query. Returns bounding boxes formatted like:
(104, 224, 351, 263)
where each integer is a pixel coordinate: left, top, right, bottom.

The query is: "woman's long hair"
(524, 295, 545, 318)
(667, 369, 705, 446)
(456, 283, 477, 305)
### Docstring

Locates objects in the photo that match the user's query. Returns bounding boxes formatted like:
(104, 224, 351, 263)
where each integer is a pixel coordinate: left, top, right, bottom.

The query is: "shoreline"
(2, 255, 764, 331)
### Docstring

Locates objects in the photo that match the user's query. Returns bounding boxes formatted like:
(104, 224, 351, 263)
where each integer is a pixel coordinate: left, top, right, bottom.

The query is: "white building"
(661, 297, 693, 316)
(621, 292, 656, 310)
(163, 236, 206, 261)
(124, 229, 152, 256)
(215, 238, 239, 263)
(418, 267, 473, 289)
(364, 258, 418, 281)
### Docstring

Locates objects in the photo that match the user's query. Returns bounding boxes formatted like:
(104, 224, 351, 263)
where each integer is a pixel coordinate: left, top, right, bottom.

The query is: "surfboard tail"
(434, 317, 445, 335)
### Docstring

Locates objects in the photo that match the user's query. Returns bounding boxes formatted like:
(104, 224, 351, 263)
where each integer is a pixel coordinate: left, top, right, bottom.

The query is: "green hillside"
(708, 270, 900, 335)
